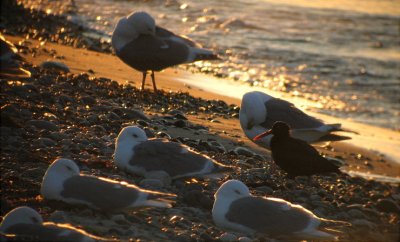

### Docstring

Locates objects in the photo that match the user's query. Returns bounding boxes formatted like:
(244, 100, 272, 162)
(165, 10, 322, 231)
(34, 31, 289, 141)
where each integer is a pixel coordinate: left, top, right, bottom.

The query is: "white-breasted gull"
(239, 91, 350, 149)
(113, 126, 232, 179)
(212, 180, 348, 240)
(112, 11, 219, 92)
(41, 158, 175, 211)
(0, 206, 104, 242)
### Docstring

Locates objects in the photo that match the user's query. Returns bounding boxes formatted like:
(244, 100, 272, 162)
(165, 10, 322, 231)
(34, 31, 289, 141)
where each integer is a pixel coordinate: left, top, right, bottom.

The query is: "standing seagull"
(240, 91, 350, 149)
(254, 121, 344, 178)
(111, 11, 219, 92)
(213, 180, 347, 240)
(113, 126, 232, 179)
(0, 206, 105, 242)
(41, 158, 175, 211)
(0, 34, 31, 79)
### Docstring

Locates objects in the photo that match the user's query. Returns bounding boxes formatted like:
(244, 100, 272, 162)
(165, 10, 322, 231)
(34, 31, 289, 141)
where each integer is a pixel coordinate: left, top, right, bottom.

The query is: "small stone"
(347, 209, 366, 219)
(375, 198, 400, 213)
(37, 137, 56, 147)
(111, 214, 126, 223)
(238, 237, 252, 242)
(107, 112, 121, 120)
(156, 131, 171, 139)
(26, 120, 59, 131)
(174, 119, 186, 128)
(139, 179, 163, 189)
(310, 194, 321, 201)
(137, 119, 148, 127)
(255, 186, 273, 195)
(182, 190, 213, 209)
(49, 210, 67, 223)
(122, 109, 148, 120)
(80, 96, 96, 105)
(145, 170, 172, 186)
(232, 147, 254, 157)
(40, 61, 70, 72)
(219, 232, 237, 242)
(351, 219, 375, 230)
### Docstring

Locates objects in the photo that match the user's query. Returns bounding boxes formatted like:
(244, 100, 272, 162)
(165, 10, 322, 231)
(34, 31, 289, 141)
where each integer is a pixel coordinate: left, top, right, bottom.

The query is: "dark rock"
(40, 61, 70, 72)
(122, 109, 148, 120)
(137, 119, 148, 127)
(156, 131, 171, 139)
(255, 186, 273, 195)
(26, 120, 59, 131)
(231, 147, 254, 157)
(174, 119, 186, 128)
(80, 95, 96, 105)
(182, 190, 213, 209)
(375, 198, 400, 213)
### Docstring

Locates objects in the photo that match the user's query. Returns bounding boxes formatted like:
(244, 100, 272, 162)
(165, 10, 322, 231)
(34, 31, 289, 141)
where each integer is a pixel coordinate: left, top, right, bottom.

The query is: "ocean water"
(22, 0, 400, 130)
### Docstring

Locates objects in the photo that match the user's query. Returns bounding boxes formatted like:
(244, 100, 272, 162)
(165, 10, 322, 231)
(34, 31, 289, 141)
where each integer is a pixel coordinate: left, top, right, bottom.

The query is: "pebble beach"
(1, 1, 399, 241)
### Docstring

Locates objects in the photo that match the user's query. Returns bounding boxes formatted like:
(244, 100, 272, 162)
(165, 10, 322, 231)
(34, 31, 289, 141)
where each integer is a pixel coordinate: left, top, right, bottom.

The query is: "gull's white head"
(240, 91, 274, 147)
(240, 91, 272, 130)
(41, 158, 80, 199)
(127, 11, 156, 35)
(214, 179, 250, 201)
(112, 11, 156, 51)
(116, 126, 148, 144)
(0, 206, 43, 232)
(114, 126, 148, 169)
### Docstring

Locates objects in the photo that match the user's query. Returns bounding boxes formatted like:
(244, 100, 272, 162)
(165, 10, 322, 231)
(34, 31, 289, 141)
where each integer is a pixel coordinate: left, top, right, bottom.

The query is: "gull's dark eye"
(132, 134, 138, 138)
(234, 189, 241, 195)
(66, 166, 72, 171)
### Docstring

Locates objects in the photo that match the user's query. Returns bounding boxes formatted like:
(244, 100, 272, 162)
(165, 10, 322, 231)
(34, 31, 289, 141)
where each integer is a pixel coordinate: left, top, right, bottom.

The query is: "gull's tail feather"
(191, 48, 221, 61)
(145, 191, 177, 208)
(320, 218, 352, 227)
(317, 133, 351, 142)
(327, 123, 359, 135)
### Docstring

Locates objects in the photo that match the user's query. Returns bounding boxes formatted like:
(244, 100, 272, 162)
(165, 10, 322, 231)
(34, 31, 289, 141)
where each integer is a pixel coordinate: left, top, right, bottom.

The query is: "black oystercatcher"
(111, 11, 219, 92)
(253, 121, 344, 178)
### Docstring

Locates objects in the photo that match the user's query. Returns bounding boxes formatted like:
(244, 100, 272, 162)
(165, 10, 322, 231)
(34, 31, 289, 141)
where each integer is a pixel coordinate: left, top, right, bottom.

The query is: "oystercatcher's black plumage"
(254, 121, 342, 178)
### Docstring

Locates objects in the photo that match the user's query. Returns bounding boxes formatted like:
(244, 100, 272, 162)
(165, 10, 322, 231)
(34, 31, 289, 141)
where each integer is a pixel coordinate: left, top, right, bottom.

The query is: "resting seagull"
(112, 11, 219, 92)
(41, 158, 175, 211)
(0, 34, 31, 79)
(113, 126, 232, 179)
(239, 91, 350, 149)
(0, 206, 105, 242)
(213, 180, 347, 240)
(254, 121, 344, 178)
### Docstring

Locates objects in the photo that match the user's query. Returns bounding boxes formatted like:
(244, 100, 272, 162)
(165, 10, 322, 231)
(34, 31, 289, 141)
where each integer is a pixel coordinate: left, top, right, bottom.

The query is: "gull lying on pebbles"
(113, 126, 233, 179)
(41, 158, 175, 212)
(0, 206, 106, 242)
(112, 11, 219, 92)
(253, 121, 344, 178)
(213, 180, 349, 240)
(240, 91, 350, 149)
